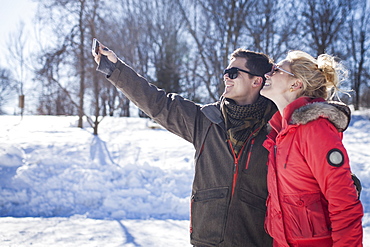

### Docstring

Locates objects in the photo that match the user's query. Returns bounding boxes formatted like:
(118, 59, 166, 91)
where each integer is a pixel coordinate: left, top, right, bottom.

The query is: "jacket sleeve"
(299, 118, 363, 246)
(106, 59, 199, 143)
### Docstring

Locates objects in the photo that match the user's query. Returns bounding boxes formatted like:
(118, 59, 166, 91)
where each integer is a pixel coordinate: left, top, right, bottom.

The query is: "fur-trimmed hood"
(291, 101, 351, 132)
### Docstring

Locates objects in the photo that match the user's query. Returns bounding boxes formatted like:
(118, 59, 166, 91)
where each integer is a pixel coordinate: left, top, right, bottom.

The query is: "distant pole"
(19, 94, 25, 118)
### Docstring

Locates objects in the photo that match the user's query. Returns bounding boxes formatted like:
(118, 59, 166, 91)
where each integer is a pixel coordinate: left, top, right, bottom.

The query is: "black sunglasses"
(223, 67, 260, 79)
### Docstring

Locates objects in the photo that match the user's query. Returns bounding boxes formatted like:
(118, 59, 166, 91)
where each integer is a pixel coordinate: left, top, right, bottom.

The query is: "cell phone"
(92, 38, 100, 56)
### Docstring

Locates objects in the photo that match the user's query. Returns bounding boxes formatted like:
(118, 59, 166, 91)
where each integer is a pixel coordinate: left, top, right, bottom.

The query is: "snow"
(0, 111, 369, 246)
(0, 217, 189, 246)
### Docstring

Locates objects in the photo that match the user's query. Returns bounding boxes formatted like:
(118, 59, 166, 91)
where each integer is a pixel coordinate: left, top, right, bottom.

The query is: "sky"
(0, 0, 37, 50)
(0, 110, 369, 246)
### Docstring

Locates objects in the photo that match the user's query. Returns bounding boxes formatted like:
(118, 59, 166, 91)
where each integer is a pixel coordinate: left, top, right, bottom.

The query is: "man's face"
(222, 57, 258, 105)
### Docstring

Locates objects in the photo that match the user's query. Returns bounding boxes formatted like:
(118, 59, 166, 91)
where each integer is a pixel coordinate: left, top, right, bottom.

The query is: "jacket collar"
(269, 97, 350, 135)
(200, 101, 226, 131)
(291, 98, 351, 132)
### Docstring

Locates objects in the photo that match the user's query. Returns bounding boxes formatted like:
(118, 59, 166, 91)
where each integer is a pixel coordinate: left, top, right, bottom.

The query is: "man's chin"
(222, 89, 231, 97)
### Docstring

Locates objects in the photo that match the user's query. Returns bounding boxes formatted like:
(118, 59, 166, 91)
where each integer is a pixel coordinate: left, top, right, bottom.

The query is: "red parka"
(263, 97, 363, 246)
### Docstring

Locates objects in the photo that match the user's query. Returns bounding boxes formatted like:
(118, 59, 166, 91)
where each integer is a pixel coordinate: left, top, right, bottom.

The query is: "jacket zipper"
(228, 140, 247, 196)
(227, 126, 261, 197)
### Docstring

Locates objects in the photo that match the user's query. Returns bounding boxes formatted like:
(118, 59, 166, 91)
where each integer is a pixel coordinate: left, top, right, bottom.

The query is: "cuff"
(96, 55, 117, 76)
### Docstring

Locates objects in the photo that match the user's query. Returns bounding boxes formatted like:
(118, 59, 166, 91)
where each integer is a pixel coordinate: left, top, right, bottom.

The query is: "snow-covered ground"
(0, 110, 369, 246)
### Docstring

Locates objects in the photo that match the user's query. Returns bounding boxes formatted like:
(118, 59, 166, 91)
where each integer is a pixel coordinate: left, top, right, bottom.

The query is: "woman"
(261, 50, 363, 246)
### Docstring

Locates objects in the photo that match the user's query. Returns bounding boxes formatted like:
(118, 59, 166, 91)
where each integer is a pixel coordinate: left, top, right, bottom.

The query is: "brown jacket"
(107, 59, 276, 246)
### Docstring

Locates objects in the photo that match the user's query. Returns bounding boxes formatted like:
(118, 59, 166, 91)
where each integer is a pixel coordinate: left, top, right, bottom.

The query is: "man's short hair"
(231, 48, 273, 83)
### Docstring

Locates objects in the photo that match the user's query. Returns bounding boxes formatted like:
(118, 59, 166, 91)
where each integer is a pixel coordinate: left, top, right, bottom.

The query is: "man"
(93, 43, 276, 246)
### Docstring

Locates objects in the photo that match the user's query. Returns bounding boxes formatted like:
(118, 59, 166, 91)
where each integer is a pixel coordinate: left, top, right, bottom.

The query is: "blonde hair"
(285, 50, 347, 100)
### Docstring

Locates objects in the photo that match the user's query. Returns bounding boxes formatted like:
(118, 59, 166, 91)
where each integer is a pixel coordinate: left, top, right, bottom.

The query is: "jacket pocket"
(283, 192, 330, 239)
(265, 194, 285, 242)
(239, 188, 266, 212)
(190, 187, 229, 246)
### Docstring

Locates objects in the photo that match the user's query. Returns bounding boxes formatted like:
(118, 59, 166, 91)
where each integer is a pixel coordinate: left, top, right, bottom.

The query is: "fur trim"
(291, 101, 351, 132)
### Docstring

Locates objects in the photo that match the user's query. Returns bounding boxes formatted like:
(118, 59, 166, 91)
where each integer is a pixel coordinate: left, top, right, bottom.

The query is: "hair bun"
(317, 54, 337, 89)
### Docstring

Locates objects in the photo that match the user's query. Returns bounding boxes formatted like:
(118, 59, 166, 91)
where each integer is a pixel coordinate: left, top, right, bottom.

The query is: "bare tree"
(247, 0, 302, 61)
(87, 0, 153, 118)
(175, 0, 253, 100)
(35, 43, 79, 116)
(175, 0, 296, 100)
(34, 1, 86, 119)
(6, 22, 30, 116)
(144, 0, 187, 94)
(85, 0, 107, 135)
(299, 0, 352, 56)
(76, 0, 88, 128)
(0, 68, 14, 114)
(346, 0, 370, 110)
(34, 0, 113, 134)
(96, 0, 190, 118)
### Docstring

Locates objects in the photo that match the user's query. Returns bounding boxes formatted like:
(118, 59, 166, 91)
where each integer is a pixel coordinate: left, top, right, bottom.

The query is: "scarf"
(221, 96, 272, 154)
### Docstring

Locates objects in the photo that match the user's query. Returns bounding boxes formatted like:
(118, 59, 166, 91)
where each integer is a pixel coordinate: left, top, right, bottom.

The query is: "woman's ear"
(291, 80, 303, 91)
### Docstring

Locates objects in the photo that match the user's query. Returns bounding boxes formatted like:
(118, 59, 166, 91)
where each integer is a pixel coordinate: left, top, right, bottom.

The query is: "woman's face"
(260, 60, 296, 101)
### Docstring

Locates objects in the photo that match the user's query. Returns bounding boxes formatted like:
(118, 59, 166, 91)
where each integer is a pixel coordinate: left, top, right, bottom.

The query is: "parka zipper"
(274, 145, 280, 167)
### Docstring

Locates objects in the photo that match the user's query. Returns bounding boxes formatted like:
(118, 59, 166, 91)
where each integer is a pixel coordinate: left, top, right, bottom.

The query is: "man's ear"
(252, 77, 264, 88)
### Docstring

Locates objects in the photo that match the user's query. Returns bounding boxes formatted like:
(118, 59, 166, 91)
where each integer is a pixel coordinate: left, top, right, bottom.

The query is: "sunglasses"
(267, 64, 295, 77)
(223, 67, 260, 79)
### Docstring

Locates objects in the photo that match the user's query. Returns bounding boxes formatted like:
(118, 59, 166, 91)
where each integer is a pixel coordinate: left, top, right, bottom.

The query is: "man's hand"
(92, 40, 118, 76)
(92, 42, 118, 64)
